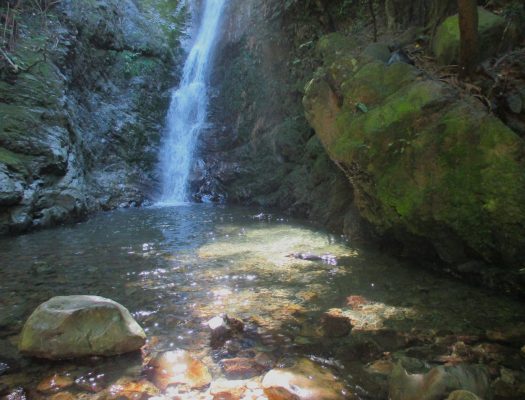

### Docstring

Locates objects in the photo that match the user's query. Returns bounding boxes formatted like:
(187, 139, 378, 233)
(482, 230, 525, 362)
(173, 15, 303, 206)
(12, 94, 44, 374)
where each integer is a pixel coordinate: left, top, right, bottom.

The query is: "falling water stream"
(158, 0, 227, 203)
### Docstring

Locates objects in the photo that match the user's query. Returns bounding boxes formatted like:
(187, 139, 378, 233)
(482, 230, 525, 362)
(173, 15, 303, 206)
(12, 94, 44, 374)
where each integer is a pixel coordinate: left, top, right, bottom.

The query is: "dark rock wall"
(190, 0, 367, 235)
(0, 0, 185, 234)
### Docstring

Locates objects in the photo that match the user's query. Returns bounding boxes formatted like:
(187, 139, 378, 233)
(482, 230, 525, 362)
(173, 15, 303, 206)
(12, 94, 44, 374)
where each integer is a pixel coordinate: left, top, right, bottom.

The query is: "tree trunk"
(458, 0, 479, 78)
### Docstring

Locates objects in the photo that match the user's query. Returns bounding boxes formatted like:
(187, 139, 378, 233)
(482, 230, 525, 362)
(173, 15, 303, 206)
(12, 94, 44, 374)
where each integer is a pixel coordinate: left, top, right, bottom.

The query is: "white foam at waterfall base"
(158, 0, 227, 205)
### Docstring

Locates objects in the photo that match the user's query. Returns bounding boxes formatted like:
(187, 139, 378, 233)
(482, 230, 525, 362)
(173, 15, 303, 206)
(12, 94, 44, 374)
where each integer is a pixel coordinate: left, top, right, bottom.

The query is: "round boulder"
(18, 295, 146, 359)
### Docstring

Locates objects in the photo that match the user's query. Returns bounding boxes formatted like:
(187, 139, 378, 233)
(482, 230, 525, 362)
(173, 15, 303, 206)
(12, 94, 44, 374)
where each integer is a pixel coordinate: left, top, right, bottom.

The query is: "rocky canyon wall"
(0, 0, 185, 234)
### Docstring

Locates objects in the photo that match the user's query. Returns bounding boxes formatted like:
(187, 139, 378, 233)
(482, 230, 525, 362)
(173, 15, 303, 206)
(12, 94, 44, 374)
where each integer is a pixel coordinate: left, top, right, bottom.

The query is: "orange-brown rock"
(36, 374, 74, 393)
(49, 392, 76, 400)
(262, 358, 350, 400)
(101, 378, 160, 400)
(220, 357, 266, 380)
(149, 350, 212, 390)
(210, 379, 248, 400)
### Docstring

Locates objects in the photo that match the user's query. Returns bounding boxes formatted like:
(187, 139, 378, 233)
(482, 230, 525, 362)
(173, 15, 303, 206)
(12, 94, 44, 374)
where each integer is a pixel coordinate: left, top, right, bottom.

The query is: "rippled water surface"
(0, 205, 524, 399)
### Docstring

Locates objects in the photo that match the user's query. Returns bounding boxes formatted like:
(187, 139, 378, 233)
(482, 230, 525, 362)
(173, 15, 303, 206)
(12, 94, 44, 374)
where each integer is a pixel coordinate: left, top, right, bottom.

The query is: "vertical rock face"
(0, 0, 185, 234)
(192, 0, 364, 235)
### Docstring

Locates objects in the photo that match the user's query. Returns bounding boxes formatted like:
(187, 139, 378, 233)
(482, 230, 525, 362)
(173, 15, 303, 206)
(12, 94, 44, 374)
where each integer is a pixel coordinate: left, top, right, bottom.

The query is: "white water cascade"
(158, 0, 227, 204)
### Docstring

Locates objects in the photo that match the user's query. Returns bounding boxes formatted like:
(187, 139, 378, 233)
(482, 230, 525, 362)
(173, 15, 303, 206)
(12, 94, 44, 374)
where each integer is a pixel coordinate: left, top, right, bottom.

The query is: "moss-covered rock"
(433, 7, 509, 65)
(304, 38, 525, 290)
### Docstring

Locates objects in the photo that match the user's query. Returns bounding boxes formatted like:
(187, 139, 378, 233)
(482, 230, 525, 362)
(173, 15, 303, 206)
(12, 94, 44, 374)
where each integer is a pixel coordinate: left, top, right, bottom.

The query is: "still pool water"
(0, 205, 524, 399)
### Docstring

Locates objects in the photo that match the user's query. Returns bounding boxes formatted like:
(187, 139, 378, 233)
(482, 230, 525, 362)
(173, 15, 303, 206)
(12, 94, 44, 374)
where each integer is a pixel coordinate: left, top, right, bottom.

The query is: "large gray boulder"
(18, 295, 146, 359)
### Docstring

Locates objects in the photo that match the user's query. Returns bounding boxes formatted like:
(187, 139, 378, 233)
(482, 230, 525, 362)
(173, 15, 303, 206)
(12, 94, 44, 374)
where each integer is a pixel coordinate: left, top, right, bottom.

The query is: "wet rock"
(486, 323, 525, 345)
(220, 357, 266, 380)
(100, 378, 160, 400)
(2, 388, 27, 400)
(0, 168, 23, 207)
(210, 379, 248, 400)
(208, 315, 244, 348)
(296, 291, 318, 302)
(346, 295, 369, 309)
(366, 359, 395, 376)
(290, 252, 322, 262)
(75, 373, 107, 393)
(254, 352, 276, 369)
(0, 363, 8, 376)
(18, 296, 146, 359)
(148, 349, 211, 390)
(446, 391, 481, 400)
(389, 363, 491, 400)
(36, 374, 74, 393)
(319, 309, 352, 338)
(262, 358, 350, 400)
(48, 393, 76, 400)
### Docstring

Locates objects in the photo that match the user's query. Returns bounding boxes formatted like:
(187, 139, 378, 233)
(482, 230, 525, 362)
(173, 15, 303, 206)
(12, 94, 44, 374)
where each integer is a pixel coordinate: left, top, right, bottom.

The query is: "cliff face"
(0, 0, 185, 234)
(194, 0, 525, 293)
(189, 0, 366, 235)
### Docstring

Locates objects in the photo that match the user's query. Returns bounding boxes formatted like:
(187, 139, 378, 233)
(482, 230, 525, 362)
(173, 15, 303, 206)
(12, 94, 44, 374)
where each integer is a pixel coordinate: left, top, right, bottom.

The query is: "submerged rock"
(148, 349, 212, 390)
(208, 315, 244, 348)
(220, 357, 266, 379)
(389, 363, 491, 400)
(446, 391, 481, 400)
(319, 309, 352, 338)
(18, 295, 146, 359)
(262, 358, 350, 400)
(100, 377, 160, 400)
(210, 378, 248, 400)
(36, 374, 74, 394)
(48, 393, 76, 400)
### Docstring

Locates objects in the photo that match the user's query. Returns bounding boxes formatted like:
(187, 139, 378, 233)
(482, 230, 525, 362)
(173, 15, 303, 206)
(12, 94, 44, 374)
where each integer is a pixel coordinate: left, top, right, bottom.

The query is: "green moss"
(433, 7, 507, 65)
(0, 148, 29, 173)
(333, 80, 445, 161)
(316, 33, 358, 65)
(305, 46, 525, 265)
(118, 51, 162, 78)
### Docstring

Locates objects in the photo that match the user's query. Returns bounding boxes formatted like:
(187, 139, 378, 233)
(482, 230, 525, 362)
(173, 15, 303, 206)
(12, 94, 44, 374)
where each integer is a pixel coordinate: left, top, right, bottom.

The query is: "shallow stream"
(0, 205, 524, 399)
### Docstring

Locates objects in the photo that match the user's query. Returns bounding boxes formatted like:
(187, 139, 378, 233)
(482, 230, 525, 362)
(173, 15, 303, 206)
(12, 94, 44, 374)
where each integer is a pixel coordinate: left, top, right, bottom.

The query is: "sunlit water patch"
(0, 205, 523, 399)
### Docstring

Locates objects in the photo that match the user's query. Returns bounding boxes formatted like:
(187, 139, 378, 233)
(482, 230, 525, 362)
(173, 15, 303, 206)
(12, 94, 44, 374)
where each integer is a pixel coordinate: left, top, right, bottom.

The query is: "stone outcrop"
(18, 295, 146, 359)
(303, 31, 525, 293)
(0, 0, 183, 234)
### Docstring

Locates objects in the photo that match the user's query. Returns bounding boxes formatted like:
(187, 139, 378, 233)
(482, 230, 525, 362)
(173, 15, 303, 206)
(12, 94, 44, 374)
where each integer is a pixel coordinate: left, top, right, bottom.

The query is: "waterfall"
(158, 0, 227, 204)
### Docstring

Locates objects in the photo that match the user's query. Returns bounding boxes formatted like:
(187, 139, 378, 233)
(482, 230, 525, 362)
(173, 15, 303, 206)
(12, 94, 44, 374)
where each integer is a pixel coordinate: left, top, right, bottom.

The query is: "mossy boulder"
(304, 40, 525, 284)
(433, 7, 509, 65)
(19, 295, 146, 359)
